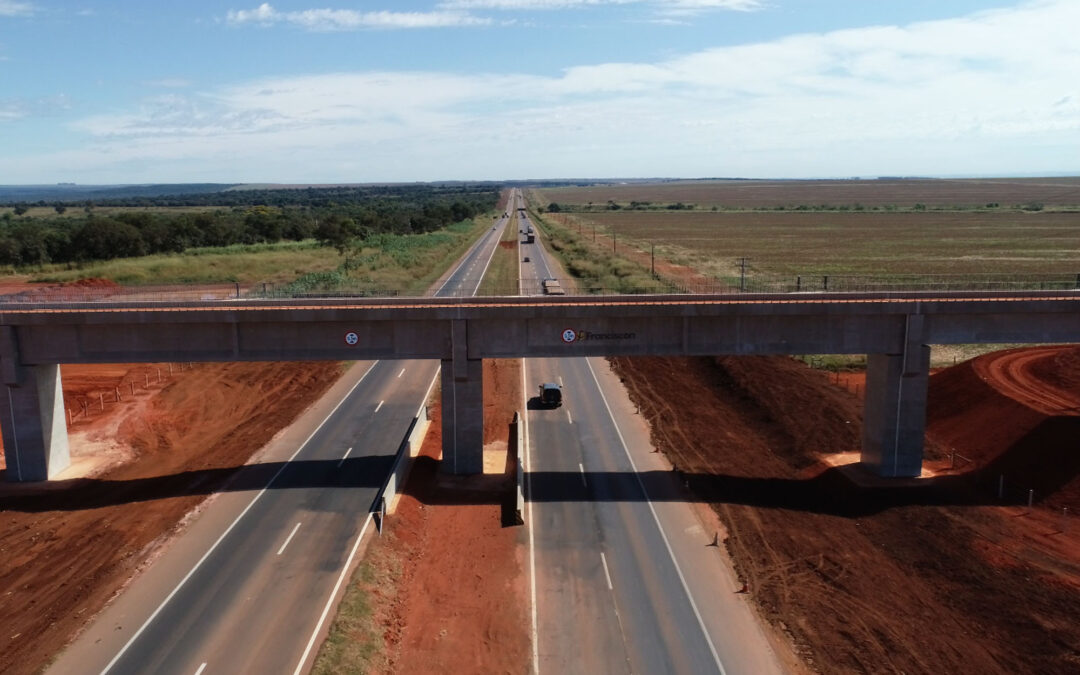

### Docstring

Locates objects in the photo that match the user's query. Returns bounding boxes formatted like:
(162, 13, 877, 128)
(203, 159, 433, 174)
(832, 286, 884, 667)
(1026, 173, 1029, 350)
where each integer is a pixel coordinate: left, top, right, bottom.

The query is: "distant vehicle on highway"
(542, 278, 564, 295)
(537, 382, 562, 407)
(523, 255, 530, 262)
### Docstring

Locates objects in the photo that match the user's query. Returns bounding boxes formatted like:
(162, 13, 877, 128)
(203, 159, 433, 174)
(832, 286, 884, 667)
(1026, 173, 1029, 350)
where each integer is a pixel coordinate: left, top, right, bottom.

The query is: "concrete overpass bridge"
(3, 290, 1079, 481)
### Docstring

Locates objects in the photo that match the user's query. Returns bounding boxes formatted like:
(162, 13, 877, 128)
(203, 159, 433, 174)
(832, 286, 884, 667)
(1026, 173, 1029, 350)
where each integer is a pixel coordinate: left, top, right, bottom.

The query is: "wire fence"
(1, 273, 1078, 306)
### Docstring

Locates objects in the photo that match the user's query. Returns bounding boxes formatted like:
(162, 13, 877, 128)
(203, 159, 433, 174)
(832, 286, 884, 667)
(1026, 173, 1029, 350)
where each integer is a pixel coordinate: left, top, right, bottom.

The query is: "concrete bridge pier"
(440, 357, 484, 475)
(1, 363, 70, 481)
(860, 315, 930, 478)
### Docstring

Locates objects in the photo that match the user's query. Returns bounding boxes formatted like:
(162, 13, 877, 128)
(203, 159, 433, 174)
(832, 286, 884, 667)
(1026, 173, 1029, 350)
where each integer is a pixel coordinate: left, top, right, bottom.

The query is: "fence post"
(145, 373, 150, 388)
(796, 275, 801, 292)
(235, 282, 240, 298)
(67, 408, 72, 426)
(823, 275, 829, 291)
(1027, 489, 1034, 512)
(130, 382, 135, 396)
(1063, 507, 1069, 533)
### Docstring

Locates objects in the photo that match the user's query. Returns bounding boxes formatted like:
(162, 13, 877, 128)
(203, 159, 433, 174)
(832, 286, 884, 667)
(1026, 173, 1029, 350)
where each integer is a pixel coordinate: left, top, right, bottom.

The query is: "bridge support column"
(861, 344, 930, 478)
(440, 357, 484, 475)
(1, 364, 70, 481)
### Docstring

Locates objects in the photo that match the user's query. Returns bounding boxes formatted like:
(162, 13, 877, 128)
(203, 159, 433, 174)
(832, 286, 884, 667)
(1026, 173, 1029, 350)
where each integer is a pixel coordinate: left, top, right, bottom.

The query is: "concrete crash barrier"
(372, 376, 435, 534)
(514, 411, 525, 526)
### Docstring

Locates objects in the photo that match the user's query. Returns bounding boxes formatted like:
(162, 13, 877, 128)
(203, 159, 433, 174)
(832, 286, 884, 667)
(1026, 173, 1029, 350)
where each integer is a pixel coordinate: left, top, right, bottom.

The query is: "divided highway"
(518, 199, 783, 674)
(49, 196, 515, 675)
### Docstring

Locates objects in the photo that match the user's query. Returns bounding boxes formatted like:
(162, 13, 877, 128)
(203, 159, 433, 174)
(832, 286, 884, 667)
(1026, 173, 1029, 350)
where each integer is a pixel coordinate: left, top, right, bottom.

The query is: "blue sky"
(0, 0, 1077, 183)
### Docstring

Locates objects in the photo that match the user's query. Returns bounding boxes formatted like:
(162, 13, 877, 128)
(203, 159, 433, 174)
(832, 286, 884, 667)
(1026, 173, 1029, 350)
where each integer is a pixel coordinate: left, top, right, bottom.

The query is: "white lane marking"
(293, 513, 374, 675)
(600, 552, 614, 591)
(375, 400, 385, 413)
(338, 447, 352, 468)
(194, 664, 207, 675)
(585, 357, 727, 675)
(579, 462, 587, 487)
(523, 362, 539, 675)
(100, 362, 379, 675)
(277, 522, 302, 556)
(397, 368, 405, 378)
(471, 216, 503, 296)
(566, 409, 573, 424)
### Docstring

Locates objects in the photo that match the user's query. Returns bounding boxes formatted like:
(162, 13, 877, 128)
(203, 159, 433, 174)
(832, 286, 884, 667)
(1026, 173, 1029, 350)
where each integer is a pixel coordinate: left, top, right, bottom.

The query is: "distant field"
(535, 177, 1080, 209)
(544, 210, 1080, 278)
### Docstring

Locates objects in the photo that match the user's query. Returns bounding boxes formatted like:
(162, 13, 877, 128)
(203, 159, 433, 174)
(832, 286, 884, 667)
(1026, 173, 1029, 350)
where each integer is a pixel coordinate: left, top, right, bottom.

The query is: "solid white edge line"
(194, 663, 207, 675)
(523, 356, 539, 675)
(337, 447, 352, 468)
(375, 400, 385, 413)
(584, 357, 728, 675)
(277, 522, 302, 556)
(99, 361, 380, 675)
(471, 211, 504, 297)
(292, 512, 374, 675)
(600, 552, 614, 591)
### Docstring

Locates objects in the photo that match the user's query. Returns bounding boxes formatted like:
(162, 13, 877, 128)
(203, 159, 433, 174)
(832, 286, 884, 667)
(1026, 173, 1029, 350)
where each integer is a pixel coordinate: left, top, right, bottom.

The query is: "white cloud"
(438, 0, 761, 11)
(12, 0, 1080, 181)
(0, 0, 33, 17)
(144, 78, 193, 88)
(226, 3, 492, 30)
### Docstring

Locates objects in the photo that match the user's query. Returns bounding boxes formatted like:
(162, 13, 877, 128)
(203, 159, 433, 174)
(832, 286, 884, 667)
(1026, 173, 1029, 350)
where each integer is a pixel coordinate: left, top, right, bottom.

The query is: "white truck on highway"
(542, 279, 565, 295)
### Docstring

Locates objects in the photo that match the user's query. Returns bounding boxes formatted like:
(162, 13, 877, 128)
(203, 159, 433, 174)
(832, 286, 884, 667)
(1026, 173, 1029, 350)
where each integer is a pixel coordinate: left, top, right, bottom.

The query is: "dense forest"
(0, 185, 499, 267)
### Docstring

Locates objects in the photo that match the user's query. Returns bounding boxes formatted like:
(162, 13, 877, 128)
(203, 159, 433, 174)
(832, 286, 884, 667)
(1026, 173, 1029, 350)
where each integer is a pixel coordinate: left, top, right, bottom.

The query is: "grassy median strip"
(476, 218, 520, 296)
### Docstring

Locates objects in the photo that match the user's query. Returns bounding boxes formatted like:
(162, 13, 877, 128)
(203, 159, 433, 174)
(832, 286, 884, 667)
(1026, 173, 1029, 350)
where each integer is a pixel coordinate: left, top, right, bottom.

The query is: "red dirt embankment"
(611, 351, 1080, 674)
(0, 361, 343, 675)
(351, 358, 528, 673)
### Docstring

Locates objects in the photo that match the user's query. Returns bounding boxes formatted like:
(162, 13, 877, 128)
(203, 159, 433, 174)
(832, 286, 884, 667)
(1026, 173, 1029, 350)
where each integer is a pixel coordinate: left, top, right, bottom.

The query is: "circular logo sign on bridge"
(562, 328, 577, 344)
(344, 331, 359, 346)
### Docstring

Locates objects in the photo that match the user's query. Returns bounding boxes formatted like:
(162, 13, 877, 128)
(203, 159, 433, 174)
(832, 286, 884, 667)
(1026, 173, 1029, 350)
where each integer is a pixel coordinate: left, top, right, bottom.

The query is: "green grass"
(280, 216, 496, 295)
(11, 213, 498, 292)
(477, 221, 521, 296)
(27, 240, 337, 285)
(311, 557, 389, 675)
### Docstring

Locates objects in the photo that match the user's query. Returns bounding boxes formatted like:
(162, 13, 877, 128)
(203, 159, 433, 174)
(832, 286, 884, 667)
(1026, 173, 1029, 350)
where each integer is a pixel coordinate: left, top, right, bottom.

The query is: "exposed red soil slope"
(364, 391, 529, 674)
(611, 352, 1080, 674)
(0, 361, 343, 675)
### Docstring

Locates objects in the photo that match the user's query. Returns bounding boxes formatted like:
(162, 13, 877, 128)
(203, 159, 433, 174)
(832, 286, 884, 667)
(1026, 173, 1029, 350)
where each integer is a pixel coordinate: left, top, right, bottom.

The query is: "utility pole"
(737, 257, 749, 292)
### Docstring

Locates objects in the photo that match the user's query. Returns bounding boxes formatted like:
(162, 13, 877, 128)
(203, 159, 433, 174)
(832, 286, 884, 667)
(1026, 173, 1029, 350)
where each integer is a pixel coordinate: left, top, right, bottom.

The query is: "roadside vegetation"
(0, 184, 497, 271)
(476, 218, 520, 296)
(530, 207, 682, 294)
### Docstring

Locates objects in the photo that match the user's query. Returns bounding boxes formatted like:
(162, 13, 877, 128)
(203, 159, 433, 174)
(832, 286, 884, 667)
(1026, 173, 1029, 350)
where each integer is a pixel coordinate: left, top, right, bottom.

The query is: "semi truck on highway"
(525, 233, 535, 243)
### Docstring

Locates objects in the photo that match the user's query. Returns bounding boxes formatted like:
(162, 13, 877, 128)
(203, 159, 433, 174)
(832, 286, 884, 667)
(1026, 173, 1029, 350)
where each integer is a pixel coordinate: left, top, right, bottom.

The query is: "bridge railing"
(1, 274, 1078, 306)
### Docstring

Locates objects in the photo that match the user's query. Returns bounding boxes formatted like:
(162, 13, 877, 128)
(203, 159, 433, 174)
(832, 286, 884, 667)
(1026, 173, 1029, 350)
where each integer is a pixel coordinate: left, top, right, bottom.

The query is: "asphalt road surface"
(521, 207, 783, 674)
(49, 196, 515, 675)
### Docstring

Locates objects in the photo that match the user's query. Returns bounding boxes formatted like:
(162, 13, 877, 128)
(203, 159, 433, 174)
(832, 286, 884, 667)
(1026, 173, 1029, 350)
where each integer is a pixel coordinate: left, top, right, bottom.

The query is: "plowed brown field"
(611, 349, 1080, 674)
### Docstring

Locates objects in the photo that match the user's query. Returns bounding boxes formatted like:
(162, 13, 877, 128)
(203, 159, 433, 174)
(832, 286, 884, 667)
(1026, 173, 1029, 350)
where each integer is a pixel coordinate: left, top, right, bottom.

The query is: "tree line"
(0, 185, 498, 267)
